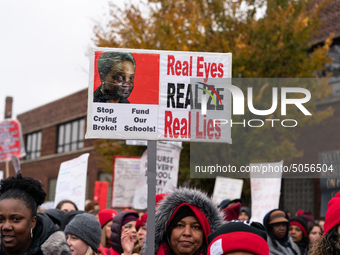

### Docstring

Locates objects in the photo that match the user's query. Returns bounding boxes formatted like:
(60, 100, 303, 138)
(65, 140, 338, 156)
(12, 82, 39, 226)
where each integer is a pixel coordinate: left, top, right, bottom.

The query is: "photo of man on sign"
(93, 52, 136, 103)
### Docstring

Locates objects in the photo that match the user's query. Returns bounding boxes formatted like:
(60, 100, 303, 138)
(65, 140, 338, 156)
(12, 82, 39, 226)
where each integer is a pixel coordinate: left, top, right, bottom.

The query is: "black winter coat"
(0, 213, 70, 255)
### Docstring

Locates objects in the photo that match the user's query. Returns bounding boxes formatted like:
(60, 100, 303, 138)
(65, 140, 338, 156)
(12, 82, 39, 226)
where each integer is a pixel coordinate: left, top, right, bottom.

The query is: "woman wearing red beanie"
(309, 191, 340, 255)
(289, 216, 308, 255)
(207, 220, 269, 255)
(98, 209, 118, 248)
(134, 212, 147, 254)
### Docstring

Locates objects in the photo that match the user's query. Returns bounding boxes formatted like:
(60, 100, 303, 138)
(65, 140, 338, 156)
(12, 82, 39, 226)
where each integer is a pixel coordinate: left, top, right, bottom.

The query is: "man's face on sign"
(102, 60, 135, 102)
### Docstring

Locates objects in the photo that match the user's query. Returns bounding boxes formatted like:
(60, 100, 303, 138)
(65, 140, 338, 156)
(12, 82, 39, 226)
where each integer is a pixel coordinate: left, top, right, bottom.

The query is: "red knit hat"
(136, 212, 147, 230)
(324, 191, 340, 234)
(207, 221, 269, 255)
(168, 203, 211, 243)
(98, 209, 117, 228)
(220, 202, 241, 221)
(296, 209, 304, 216)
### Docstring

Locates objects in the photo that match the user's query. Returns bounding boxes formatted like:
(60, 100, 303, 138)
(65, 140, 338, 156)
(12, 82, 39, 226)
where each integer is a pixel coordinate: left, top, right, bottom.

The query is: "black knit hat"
(60, 210, 86, 231)
(289, 216, 308, 236)
(208, 220, 267, 243)
(218, 198, 242, 209)
(64, 213, 101, 252)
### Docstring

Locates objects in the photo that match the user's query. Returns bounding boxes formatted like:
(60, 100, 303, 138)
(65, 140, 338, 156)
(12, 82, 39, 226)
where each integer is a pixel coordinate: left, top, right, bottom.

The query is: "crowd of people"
(0, 173, 336, 255)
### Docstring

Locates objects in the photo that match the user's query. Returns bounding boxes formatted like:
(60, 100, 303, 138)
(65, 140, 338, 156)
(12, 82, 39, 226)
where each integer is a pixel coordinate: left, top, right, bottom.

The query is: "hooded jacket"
(44, 209, 66, 228)
(263, 209, 300, 255)
(0, 213, 70, 255)
(147, 188, 225, 255)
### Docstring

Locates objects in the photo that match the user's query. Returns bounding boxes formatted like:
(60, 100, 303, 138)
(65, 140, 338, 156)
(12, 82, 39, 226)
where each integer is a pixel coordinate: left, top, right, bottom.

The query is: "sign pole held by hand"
(5, 160, 9, 178)
(146, 140, 156, 255)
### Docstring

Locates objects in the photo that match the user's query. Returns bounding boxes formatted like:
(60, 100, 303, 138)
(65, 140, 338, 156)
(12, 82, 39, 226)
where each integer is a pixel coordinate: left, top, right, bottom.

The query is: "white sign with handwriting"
(250, 160, 283, 222)
(54, 153, 89, 210)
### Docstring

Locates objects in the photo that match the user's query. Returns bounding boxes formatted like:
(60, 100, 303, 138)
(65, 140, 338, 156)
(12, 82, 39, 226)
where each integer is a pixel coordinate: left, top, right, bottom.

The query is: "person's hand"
(121, 227, 134, 255)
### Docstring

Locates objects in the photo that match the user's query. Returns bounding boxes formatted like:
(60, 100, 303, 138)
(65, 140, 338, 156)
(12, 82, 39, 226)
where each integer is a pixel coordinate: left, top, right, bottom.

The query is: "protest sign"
(0, 119, 26, 161)
(211, 176, 243, 205)
(111, 156, 141, 208)
(11, 156, 20, 173)
(319, 150, 340, 217)
(86, 48, 232, 143)
(250, 161, 283, 222)
(54, 153, 89, 210)
(94, 181, 109, 210)
(133, 142, 182, 209)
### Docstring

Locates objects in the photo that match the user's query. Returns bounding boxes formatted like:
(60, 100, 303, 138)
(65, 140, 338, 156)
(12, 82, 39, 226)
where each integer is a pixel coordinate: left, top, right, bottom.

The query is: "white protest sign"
(133, 142, 182, 209)
(54, 153, 89, 210)
(250, 160, 283, 222)
(212, 176, 243, 205)
(86, 48, 232, 143)
(111, 156, 141, 208)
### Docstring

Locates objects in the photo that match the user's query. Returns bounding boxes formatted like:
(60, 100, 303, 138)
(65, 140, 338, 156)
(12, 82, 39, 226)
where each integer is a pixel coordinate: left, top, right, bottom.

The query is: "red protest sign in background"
(0, 120, 25, 162)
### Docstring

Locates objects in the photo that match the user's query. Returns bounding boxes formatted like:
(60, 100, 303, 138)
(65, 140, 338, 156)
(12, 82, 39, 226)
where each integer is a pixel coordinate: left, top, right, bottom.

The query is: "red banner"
(94, 181, 108, 210)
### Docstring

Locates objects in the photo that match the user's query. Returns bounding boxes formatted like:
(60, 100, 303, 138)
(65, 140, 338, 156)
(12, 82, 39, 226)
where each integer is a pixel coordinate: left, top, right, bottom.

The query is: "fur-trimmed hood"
(147, 188, 225, 255)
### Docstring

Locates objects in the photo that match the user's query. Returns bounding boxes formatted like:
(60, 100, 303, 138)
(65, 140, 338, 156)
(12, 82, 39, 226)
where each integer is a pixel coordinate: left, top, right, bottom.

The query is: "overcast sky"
(0, 0, 136, 119)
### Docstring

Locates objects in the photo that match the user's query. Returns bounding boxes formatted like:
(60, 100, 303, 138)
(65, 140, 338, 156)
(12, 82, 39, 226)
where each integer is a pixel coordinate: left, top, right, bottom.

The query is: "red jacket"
(98, 247, 121, 255)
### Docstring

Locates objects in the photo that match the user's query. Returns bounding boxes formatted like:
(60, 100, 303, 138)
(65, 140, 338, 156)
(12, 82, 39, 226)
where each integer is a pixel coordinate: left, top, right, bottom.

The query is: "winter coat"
(98, 247, 120, 255)
(267, 235, 301, 255)
(0, 213, 70, 255)
(263, 209, 300, 255)
(98, 211, 139, 255)
(98, 247, 138, 255)
(295, 241, 307, 255)
(44, 208, 66, 228)
(147, 188, 225, 255)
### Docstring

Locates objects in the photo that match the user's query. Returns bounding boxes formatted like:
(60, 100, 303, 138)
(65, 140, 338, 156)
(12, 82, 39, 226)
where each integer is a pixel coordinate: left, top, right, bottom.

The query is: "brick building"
(0, 89, 110, 205)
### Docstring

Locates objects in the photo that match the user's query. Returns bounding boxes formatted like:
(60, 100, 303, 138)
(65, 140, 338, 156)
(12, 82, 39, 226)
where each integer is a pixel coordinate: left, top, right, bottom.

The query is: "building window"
(26, 131, 41, 160)
(57, 118, 85, 153)
(282, 178, 314, 215)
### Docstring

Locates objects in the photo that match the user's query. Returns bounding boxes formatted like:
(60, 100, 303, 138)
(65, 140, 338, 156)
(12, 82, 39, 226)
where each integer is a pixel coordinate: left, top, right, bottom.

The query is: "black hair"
(55, 199, 78, 211)
(0, 173, 46, 217)
(55, 199, 79, 211)
(97, 52, 136, 80)
(307, 221, 323, 245)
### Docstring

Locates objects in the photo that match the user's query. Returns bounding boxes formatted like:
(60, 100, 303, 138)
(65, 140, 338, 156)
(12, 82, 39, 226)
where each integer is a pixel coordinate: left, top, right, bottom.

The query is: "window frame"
(57, 118, 85, 153)
(25, 131, 42, 160)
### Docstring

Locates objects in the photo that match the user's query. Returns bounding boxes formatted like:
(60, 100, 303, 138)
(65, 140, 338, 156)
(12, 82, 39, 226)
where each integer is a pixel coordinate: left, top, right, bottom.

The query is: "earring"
(30, 228, 33, 239)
